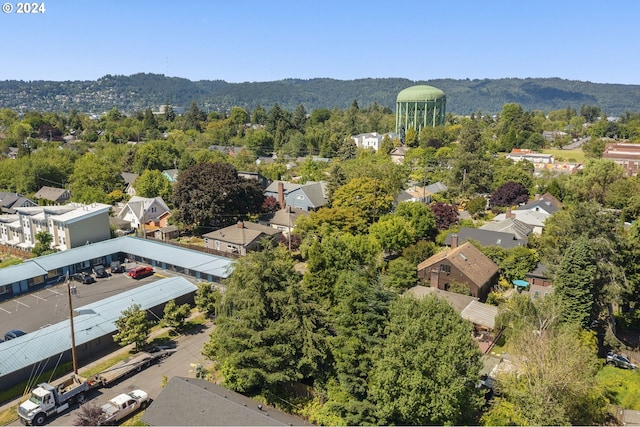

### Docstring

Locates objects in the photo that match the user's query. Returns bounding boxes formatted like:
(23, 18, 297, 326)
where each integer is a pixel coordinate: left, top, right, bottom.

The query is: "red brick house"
(417, 236, 499, 301)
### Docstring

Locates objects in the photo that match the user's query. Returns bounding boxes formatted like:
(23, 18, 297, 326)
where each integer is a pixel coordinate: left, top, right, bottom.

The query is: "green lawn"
(597, 365, 640, 409)
(0, 256, 23, 268)
(541, 148, 586, 163)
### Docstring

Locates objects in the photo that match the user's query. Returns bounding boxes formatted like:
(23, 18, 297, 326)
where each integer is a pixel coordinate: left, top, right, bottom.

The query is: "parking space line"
(32, 294, 47, 301)
(15, 300, 29, 308)
(47, 288, 63, 296)
(0, 307, 11, 314)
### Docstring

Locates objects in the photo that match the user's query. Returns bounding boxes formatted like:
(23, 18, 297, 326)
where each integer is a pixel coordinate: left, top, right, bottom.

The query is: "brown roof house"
(203, 221, 282, 256)
(417, 235, 499, 301)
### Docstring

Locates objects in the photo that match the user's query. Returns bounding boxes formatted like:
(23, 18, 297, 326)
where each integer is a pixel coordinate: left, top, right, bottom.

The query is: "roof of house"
(479, 218, 533, 240)
(417, 242, 499, 289)
(390, 145, 409, 156)
(518, 198, 560, 215)
(203, 222, 281, 247)
(265, 181, 328, 209)
(460, 300, 499, 329)
(33, 186, 70, 202)
(269, 207, 308, 227)
(141, 377, 310, 426)
(425, 181, 448, 194)
(0, 192, 37, 213)
(119, 196, 170, 222)
(445, 227, 527, 249)
(120, 172, 139, 185)
(405, 285, 478, 313)
(491, 210, 550, 228)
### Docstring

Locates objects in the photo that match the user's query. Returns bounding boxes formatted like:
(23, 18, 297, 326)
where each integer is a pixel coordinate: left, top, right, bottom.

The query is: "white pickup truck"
(100, 389, 150, 424)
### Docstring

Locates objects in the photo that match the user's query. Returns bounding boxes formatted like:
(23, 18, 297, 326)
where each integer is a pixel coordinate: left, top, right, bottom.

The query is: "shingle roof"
(141, 377, 311, 426)
(445, 227, 527, 249)
(460, 300, 499, 329)
(417, 242, 499, 289)
(203, 222, 280, 246)
(269, 207, 308, 227)
(33, 186, 69, 202)
(479, 218, 533, 240)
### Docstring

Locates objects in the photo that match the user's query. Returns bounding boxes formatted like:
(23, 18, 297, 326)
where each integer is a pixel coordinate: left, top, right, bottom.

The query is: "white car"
(100, 389, 150, 424)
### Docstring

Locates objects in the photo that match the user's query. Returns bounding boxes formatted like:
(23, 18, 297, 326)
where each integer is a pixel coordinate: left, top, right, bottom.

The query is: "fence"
(143, 236, 241, 259)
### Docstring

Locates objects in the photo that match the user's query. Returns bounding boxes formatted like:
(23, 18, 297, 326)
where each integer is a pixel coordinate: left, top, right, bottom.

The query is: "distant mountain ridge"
(1, 73, 639, 116)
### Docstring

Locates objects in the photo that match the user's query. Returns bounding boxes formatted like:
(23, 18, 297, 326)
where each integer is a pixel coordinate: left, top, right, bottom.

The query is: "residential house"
(264, 180, 327, 211)
(406, 285, 499, 348)
(238, 171, 269, 189)
(0, 203, 111, 251)
(120, 172, 139, 197)
(417, 237, 499, 301)
(602, 142, 640, 176)
(396, 181, 448, 204)
(390, 145, 409, 164)
(350, 132, 398, 152)
(141, 377, 310, 426)
(269, 206, 307, 235)
(208, 145, 245, 157)
(33, 186, 71, 205)
(154, 225, 180, 241)
(489, 207, 552, 235)
(0, 192, 37, 214)
(444, 226, 529, 249)
(202, 221, 282, 256)
(162, 168, 179, 183)
(525, 262, 553, 288)
(116, 196, 171, 232)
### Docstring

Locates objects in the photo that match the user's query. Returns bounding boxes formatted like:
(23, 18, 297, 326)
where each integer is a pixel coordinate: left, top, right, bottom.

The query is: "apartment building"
(0, 203, 111, 251)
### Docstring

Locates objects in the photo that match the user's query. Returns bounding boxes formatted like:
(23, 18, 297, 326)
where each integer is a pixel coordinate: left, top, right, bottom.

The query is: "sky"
(1, 0, 640, 85)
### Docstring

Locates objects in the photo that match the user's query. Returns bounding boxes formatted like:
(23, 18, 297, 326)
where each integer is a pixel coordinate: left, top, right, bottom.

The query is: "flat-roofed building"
(602, 142, 640, 176)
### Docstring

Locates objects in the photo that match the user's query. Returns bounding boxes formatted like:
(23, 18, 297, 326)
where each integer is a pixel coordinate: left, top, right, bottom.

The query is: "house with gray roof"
(203, 221, 282, 256)
(117, 196, 171, 230)
(162, 168, 179, 182)
(142, 377, 310, 426)
(268, 206, 308, 234)
(120, 172, 139, 196)
(265, 180, 327, 211)
(0, 192, 37, 213)
(445, 227, 528, 249)
(33, 186, 71, 205)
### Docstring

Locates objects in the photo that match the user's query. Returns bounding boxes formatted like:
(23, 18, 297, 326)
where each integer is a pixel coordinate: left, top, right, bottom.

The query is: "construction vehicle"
(17, 348, 174, 426)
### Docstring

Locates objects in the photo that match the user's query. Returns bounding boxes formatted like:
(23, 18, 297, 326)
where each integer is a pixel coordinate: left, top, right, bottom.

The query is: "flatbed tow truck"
(18, 348, 175, 425)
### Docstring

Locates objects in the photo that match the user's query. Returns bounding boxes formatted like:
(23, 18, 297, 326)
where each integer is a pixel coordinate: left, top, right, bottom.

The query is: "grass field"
(597, 365, 640, 410)
(541, 148, 586, 163)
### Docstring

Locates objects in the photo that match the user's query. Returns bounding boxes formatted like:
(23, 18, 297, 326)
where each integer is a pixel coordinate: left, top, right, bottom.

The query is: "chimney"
(450, 234, 458, 249)
(534, 193, 540, 200)
(278, 182, 285, 209)
(430, 269, 440, 288)
(237, 221, 244, 228)
(505, 208, 512, 219)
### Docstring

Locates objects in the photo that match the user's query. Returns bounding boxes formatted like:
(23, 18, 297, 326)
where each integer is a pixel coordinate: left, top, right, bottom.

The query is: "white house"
(350, 132, 398, 152)
(117, 196, 171, 230)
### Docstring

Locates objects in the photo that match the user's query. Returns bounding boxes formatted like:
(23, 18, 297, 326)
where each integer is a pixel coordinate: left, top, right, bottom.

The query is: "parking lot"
(0, 263, 181, 337)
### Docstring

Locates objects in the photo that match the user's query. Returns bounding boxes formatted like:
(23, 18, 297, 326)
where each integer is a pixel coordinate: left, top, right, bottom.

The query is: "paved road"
(5, 319, 215, 426)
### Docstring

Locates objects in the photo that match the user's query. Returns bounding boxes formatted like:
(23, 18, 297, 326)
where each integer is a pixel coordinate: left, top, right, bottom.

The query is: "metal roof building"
(1, 236, 235, 300)
(0, 277, 197, 388)
(396, 85, 446, 135)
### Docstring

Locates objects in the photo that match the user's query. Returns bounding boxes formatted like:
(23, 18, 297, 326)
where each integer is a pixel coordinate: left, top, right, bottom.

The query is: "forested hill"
(1, 73, 639, 116)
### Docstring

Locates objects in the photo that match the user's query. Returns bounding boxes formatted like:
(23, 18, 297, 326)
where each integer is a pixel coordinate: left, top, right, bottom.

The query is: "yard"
(541, 148, 586, 163)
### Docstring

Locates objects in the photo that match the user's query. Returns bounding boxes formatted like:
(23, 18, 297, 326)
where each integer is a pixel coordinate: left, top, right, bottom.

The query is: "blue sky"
(1, 0, 639, 84)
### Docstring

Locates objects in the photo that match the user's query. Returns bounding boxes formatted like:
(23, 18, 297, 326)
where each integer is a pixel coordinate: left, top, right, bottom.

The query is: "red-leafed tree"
(430, 202, 459, 231)
(490, 181, 529, 207)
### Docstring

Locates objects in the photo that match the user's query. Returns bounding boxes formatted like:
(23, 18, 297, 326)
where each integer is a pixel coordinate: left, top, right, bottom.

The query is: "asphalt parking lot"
(0, 264, 182, 338)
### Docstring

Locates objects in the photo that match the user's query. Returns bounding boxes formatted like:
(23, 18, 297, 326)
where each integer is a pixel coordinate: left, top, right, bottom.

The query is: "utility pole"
(66, 273, 78, 375)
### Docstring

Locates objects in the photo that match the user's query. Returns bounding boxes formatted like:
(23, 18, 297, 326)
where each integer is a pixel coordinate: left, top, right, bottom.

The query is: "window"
(440, 264, 451, 273)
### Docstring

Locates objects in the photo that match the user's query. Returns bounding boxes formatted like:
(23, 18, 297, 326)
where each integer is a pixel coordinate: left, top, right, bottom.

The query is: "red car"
(128, 266, 154, 279)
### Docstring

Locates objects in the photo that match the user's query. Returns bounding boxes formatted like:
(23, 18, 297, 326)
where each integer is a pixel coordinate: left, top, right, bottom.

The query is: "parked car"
(71, 272, 96, 284)
(93, 264, 110, 278)
(128, 266, 154, 279)
(110, 260, 125, 273)
(4, 329, 26, 340)
(606, 351, 637, 369)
